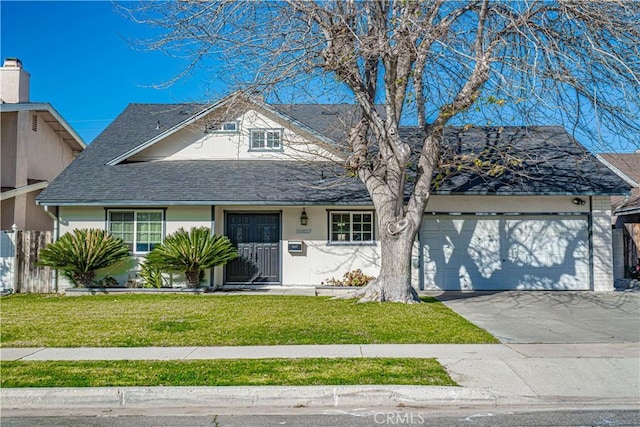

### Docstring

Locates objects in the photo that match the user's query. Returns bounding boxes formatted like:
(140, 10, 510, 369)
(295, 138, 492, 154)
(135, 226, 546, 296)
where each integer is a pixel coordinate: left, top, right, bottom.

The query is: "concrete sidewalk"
(2, 343, 639, 410)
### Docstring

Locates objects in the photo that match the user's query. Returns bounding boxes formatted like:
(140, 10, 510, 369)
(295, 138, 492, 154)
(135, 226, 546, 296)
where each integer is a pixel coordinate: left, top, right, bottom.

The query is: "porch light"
(300, 208, 309, 226)
(572, 198, 586, 206)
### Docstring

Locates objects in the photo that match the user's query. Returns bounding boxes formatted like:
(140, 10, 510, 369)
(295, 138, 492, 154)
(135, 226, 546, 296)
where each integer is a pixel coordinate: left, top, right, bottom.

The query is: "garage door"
(421, 215, 590, 290)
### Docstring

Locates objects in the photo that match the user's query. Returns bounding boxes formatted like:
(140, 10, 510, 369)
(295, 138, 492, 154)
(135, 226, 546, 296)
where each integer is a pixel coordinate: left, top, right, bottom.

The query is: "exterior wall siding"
(591, 196, 614, 291)
(129, 109, 337, 162)
(56, 195, 614, 291)
(2, 109, 77, 230)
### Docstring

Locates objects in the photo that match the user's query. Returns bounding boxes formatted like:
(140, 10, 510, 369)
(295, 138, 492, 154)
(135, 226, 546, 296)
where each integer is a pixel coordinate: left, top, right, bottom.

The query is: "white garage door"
(421, 215, 590, 290)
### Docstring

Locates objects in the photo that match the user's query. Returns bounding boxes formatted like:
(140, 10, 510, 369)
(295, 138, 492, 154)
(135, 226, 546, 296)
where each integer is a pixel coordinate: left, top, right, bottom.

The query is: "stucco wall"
(130, 109, 337, 162)
(2, 110, 77, 230)
(1, 112, 18, 188)
(25, 112, 76, 182)
(56, 195, 614, 290)
(425, 195, 591, 214)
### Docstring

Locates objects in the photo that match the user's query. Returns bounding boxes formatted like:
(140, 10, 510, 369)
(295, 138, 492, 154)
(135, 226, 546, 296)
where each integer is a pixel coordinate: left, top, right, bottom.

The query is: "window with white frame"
(108, 210, 164, 253)
(250, 129, 282, 150)
(329, 211, 374, 243)
(205, 121, 238, 133)
(221, 121, 238, 132)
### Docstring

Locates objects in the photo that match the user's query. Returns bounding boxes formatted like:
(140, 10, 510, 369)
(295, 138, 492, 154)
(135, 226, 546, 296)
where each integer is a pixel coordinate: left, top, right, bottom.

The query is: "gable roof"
(597, 153, 640, 215)
(37, 102, 631, 206)
(107, 93, 345, 165)
(0, 102, 86, 151)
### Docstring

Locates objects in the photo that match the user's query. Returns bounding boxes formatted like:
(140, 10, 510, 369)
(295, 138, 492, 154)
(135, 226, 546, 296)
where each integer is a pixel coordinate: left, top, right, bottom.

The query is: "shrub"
(323, 269, 375, 287)
(139, 261, 165, 288)
(37, 229, 130, 287)
(93, 275, 120, 288)
(145, 227, 238, 288)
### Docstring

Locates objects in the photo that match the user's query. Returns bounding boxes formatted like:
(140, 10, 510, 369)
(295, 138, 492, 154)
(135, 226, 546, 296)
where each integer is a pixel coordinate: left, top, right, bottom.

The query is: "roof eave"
(595, 154, 640, 187)
(0, 102, 86, 150)
(106, 101, 223, 165)
(37, 200, 374, 207)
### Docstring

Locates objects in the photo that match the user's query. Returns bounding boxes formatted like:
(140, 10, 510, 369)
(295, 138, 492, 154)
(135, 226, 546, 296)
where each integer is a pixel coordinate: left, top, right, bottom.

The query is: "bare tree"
(122, 1, 640, 303)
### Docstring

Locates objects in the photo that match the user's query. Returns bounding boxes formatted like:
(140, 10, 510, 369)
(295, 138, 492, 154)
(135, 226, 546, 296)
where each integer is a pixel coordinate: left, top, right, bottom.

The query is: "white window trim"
(328, 210, 376, 245)
(107, 209, 165, 254)
(249, 128, 284, 152)
(205, 121, 239, 134)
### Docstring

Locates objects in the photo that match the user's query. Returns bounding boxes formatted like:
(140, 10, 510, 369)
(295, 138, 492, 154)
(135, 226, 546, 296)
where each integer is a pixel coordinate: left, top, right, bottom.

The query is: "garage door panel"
(421, 215, 590, 291)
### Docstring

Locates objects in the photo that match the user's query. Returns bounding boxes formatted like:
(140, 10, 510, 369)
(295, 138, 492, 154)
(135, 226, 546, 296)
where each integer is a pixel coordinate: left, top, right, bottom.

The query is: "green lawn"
(0, 294, 497, 347)
(0, 358, 456, 388)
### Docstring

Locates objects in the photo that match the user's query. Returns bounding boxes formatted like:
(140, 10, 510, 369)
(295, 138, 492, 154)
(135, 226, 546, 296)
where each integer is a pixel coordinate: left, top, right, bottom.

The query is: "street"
(2, 407, 640, 427)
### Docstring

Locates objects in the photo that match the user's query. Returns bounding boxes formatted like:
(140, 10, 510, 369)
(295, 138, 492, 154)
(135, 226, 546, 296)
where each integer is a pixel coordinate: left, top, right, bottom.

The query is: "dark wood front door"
(225, 213, 280, 283)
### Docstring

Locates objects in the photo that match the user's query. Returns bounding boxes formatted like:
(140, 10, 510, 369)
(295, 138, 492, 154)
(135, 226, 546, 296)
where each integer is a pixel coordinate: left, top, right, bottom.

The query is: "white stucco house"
(36, 93, 630, 292)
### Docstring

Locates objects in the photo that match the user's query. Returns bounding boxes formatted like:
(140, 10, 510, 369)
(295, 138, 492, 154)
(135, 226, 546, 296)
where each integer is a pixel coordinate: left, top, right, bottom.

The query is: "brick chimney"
(0, 58, 30, 103)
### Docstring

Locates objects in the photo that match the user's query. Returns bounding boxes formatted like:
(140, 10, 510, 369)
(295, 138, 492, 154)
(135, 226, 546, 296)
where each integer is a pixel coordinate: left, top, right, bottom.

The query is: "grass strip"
(0, 294, 497, 347)
(0, 358, 457, 388)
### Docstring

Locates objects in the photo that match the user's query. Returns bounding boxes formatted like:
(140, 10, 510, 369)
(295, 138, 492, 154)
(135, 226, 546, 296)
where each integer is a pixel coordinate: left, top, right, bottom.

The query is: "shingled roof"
(597, 153, 640, 215)
(37, 102, 630, 206)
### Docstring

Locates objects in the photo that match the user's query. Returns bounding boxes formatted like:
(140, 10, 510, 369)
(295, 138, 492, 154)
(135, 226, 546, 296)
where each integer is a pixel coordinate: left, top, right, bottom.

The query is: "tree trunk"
(73, 271, 96, 288)
(338, 217, 421, 303)
(185, 270, 201, 288)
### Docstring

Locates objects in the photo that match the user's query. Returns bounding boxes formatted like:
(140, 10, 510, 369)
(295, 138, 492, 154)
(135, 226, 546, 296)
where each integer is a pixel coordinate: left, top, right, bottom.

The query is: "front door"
(225, 213, 280, 283)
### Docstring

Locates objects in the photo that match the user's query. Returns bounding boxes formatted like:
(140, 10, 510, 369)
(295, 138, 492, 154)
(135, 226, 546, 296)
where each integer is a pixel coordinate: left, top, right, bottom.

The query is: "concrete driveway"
(432, 291, 640, 344)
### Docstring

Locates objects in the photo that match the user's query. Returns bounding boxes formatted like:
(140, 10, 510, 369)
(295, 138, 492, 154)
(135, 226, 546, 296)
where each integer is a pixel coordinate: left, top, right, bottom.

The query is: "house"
(597, 153, 640, 281)
(1, 58, 86, 231)
(36, 93, 630, 291)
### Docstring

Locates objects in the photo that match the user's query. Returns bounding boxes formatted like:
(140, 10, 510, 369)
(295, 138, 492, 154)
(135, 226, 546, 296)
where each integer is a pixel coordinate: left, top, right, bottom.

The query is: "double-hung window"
(329, 211, 374, 243)
(250, 129, 282, 150)
(108, 210, 164, 253)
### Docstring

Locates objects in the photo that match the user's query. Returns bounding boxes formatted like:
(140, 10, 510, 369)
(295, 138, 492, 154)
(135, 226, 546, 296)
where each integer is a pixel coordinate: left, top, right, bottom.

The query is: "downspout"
(43, 205, 60, 292)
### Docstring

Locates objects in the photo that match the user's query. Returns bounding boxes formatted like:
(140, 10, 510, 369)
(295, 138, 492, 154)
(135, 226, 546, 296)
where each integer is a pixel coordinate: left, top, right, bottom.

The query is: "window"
(205, 121, 238, 133)
(221, 121, 237, 132)
(329, 211, 374, 243)
(250, 129, 282, 150)
(108, 210, 164, 253)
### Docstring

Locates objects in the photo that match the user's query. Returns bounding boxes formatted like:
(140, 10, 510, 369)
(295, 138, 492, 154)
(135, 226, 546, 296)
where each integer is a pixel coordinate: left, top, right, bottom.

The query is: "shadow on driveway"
(429, 291, 640, 344)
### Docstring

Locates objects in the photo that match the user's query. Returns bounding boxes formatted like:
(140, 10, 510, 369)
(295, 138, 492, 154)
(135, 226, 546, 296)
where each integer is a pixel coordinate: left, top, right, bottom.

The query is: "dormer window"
(206, 121, 239, 133)
(221, 121, 237, 132)
(250, 129, 283, 151)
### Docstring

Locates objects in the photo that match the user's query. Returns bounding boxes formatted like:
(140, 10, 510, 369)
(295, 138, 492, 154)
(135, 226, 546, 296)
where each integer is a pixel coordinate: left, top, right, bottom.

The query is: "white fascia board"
(35, 200, 373, 207)
(0, 181, 49, 201)
(595, 154, 640, 187)
(106, 95, 246, 166)
(107, 94, 343, 166)
(0, 102, 86, 150)
(106, 104, 217, 165)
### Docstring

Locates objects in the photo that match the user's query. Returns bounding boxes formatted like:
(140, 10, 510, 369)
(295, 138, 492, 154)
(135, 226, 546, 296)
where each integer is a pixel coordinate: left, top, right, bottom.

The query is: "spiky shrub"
(37, 229, 130, 287)
(139, 261, 165, 288)
(145, 227, 238, 288)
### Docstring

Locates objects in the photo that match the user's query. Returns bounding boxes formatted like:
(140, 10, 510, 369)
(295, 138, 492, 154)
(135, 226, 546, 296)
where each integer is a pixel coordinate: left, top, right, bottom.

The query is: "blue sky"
(2, 1, 636, 152)
(1, 1, 224, 144)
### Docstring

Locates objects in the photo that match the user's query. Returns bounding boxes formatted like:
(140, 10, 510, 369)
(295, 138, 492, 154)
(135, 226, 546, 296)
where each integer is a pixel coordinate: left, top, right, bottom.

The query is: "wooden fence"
(0, 230, 53, 293)
(624, 223, 640, 277)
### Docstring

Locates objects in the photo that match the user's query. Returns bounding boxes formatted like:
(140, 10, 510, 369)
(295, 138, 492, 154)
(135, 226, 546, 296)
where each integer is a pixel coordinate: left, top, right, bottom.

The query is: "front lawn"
(0, 294, 497, 347)
(0, 358, 456, 387)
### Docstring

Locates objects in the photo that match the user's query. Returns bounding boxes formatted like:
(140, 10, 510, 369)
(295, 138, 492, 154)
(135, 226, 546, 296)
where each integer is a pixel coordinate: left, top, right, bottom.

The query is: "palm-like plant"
(38, 229, 130, 287)
(145, 227, 238, 288)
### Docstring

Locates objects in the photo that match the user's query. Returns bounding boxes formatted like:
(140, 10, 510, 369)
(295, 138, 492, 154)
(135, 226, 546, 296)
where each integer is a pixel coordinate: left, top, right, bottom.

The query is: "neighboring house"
(37, 93, 630, 291)
(597, 153, 640, 280)
(1, 58, 86, 230)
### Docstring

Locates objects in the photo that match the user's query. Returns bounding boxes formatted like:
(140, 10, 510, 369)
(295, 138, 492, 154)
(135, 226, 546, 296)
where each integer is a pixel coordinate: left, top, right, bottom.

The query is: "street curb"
(1, 386, 497, 409)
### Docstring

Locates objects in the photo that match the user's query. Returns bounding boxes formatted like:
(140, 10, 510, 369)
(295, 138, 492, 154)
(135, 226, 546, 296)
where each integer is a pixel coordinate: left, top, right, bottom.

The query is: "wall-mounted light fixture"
(300, 208, 309, 226)
(572, 197, 586, 206)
